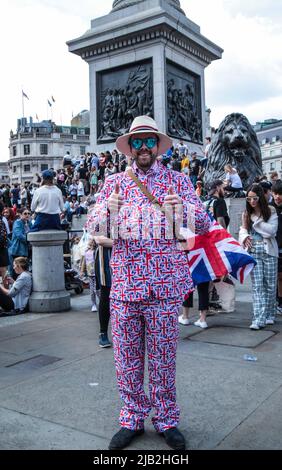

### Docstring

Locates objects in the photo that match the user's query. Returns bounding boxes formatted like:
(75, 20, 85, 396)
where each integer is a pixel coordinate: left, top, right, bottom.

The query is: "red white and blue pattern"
(87, 162, 211, 301)
(86, 163, 211, 430)
(111, 297, 182, 432)
(186, 220, 256, 285)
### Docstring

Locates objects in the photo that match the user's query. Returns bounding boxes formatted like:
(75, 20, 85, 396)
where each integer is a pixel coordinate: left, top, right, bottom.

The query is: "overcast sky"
(1, 0, 281, 162)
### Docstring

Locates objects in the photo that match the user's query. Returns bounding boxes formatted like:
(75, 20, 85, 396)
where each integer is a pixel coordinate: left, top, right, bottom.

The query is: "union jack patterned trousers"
(111, 297, 182, 433)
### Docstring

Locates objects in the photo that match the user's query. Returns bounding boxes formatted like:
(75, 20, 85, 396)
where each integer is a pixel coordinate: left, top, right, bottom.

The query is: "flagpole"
(22, 89, 24, 118)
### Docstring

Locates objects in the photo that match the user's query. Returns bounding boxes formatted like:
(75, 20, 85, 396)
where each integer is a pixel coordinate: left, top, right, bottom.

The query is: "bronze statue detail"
(98, 63, 153, 142)
(167, 74, 202, 144)
(204, 113, 263, 190)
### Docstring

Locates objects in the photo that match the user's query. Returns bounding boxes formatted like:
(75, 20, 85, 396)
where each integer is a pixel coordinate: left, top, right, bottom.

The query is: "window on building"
(41, 164, 48, 172)
(40, 144, 48, 155)
(24, 164, 31, 172)
(13, 166, 17, 173)
(80, 146, 86, 155)
(12, 146, 17, 156)
(78, 128, 85, 135)
(270, 162, 275, 171)
(24, 144, 30, 155)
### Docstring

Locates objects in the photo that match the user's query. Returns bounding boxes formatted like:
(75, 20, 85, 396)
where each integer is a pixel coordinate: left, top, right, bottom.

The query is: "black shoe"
(109, 428, 144, 450)
(161, 428, 186, 450)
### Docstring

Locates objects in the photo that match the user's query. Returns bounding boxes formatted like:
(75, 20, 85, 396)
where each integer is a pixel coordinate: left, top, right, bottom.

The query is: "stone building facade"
(9, 118, 90, 184)
(255, 119, 282, 179)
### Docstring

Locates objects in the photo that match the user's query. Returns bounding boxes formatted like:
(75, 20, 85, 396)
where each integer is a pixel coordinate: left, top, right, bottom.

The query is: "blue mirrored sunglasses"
(129, 137, 159, 150)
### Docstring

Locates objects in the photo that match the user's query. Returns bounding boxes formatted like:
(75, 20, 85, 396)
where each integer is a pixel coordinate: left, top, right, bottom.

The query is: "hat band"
(130, 124, 159, 133)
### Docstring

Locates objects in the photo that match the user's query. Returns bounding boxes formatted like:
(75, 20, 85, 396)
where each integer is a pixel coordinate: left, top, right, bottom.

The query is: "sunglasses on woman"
(246, 196, 259, 202)
(129, 137, 159, 150)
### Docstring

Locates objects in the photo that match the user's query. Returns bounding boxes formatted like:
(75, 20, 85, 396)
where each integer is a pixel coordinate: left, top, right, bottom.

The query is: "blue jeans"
(30, 213, 62, 232)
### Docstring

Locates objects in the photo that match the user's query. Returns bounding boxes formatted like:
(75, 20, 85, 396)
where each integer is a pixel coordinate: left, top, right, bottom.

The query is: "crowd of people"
(0, 139, 281, 321)
(0, 114, 281, 450)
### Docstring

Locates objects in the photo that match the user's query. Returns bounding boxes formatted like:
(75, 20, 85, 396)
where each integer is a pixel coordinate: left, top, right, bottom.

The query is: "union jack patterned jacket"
(87, 162, 211, 302)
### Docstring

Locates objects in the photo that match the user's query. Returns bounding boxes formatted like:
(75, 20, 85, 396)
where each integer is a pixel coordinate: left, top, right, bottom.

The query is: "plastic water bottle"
(243, 354, 258, 362)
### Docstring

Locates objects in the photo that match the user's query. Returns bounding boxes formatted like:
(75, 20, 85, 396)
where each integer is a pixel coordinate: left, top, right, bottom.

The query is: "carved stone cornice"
(81, 25, 214, 64)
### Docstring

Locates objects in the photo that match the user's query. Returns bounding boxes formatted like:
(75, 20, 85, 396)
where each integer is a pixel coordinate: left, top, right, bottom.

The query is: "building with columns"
(8, 117, 90, 184)
(254, 119, 282, 179)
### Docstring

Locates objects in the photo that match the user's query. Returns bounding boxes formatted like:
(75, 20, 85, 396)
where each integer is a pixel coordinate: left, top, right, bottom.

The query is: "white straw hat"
(116, 116, 172, 157)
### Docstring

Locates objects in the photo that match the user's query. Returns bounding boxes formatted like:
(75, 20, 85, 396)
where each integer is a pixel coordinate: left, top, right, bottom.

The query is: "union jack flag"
(181, 220, 256, 285)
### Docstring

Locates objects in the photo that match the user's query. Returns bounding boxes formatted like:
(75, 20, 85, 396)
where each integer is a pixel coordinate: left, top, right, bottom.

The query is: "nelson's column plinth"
(67, 0, 223, 153)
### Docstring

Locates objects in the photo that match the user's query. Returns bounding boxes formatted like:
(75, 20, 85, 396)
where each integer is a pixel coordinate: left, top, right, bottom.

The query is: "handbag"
(213, 277, 235, 312)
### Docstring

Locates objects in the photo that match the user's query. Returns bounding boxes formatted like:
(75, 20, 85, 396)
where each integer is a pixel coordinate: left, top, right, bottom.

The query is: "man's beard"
(133, 150, 157, 171)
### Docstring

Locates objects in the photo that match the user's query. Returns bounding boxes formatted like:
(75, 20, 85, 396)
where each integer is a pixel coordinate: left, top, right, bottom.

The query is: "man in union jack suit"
(87, 115, 211, 450)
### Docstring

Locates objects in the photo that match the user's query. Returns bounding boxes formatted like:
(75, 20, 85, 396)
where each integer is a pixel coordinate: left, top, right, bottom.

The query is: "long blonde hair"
(14, 257, 29, 271)
(224, 164, 234, 173)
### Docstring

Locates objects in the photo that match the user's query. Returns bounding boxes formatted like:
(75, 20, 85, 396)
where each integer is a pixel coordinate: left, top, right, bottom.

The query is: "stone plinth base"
(225, 198, 246, 240)
(27, 230, 71, 313)
(28, 291, 71, 313)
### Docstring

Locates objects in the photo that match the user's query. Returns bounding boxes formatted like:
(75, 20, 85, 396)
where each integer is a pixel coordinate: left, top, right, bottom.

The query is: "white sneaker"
(178, 316, 190, 325)
(277, 306, 282, 315)
(91, 305, 97, 312)
(194, 319, 208, 329)
(250, 323, 260, 330)
(265, 319, 274, 325)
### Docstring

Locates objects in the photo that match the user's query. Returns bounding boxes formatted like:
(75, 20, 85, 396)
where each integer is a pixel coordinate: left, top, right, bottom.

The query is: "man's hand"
(163, 186, 182, 207)
(108, 183, 124, 213)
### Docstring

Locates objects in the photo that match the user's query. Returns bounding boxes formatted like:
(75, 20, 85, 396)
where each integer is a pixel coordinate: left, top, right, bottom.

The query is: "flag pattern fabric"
(186, 219, 256, 285)
(86, 162, 212, 302)
(22, 90, 29, 100)
(111, 297, 182, 432)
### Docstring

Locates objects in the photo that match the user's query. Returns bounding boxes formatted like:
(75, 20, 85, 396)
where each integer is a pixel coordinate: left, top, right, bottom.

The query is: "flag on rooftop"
(48, 99, 52, 107)
(22, 90, 29, 100)
(51, 96, 55, 103)
(36, 114, 39, 121)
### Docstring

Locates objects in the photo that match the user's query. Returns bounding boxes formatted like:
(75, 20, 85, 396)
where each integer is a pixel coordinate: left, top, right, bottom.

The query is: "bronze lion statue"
(204, 113, 263, 190)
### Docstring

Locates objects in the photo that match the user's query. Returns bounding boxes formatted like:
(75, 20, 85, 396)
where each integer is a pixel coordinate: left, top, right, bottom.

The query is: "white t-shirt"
(31, 185, 64, 214)
(225, 170, 243, 189)
(77, 181, 85, 196)
(177, 143, 188, 156)
(205, 143, 211, 157)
